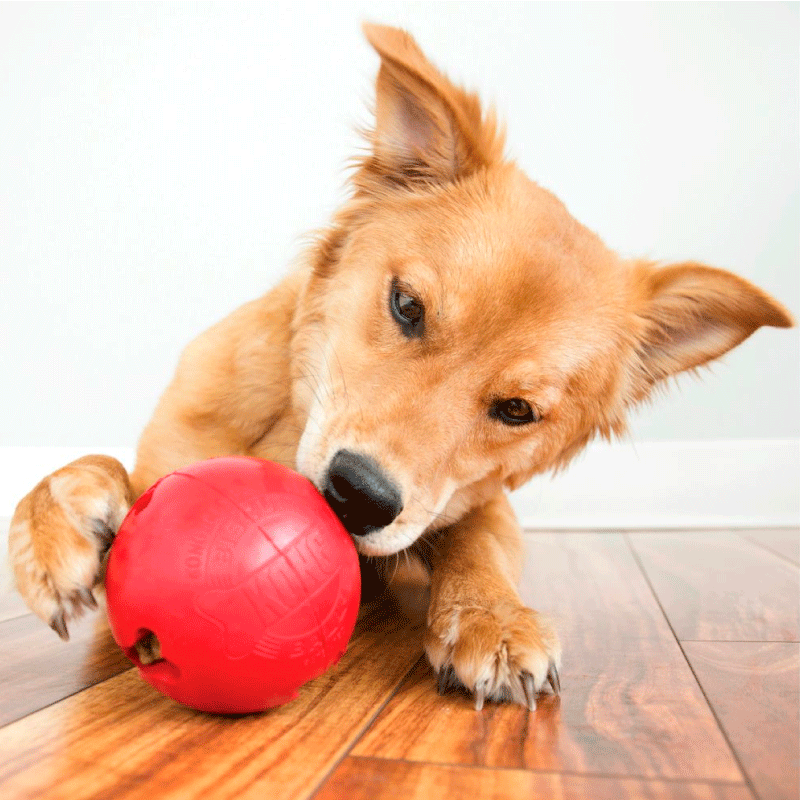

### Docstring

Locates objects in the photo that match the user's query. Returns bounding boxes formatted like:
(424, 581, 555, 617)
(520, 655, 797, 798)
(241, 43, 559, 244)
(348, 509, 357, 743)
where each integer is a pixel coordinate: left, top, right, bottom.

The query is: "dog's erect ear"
(628, 261, 793, 401)
(360, 23, 505, 189)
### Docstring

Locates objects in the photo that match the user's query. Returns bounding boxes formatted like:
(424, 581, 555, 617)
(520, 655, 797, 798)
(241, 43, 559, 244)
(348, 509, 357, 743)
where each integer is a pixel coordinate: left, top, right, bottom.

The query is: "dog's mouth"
(321, 449, 403, 539)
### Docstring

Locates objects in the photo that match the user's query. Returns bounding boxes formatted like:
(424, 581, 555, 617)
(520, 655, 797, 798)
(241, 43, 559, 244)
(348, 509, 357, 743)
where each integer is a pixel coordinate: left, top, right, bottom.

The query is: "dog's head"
(291, 25, 793, 556)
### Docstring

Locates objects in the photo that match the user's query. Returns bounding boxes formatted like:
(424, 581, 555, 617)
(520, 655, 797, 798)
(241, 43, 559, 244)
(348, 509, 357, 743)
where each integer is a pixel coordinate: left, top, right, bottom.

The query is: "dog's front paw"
(8, 455, 133, 639)
(425, 600, 561, 710)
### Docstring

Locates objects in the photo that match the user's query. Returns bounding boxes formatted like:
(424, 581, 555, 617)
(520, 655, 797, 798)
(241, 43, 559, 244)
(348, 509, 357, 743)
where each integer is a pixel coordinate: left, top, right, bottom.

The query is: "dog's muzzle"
(322, 449, 403, 537)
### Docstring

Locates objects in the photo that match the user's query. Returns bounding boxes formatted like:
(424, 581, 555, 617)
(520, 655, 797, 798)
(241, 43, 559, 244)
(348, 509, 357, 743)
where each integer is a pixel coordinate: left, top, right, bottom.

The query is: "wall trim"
(0, 440, 797, 529)
(510, 438, 799, 529)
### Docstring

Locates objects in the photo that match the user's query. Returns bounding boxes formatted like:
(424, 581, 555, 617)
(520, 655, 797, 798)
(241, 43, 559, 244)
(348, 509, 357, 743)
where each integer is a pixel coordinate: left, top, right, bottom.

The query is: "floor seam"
(735, 532, 800, 569)
(624, 532, 762, 800)
(0, 664, 136, 730)
(345, 753, 752, 786)
(680, 639, 799, 644)
(304, 653, 426, 800)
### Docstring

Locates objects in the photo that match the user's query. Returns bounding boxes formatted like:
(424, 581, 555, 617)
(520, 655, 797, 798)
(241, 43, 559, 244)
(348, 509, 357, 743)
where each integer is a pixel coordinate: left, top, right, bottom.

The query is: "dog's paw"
(425, 600, 561, 710)
(8, 455, 133, 639)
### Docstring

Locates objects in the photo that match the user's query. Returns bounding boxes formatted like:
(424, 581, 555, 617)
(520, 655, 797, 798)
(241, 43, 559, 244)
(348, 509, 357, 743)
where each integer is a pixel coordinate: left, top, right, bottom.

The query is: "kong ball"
(104, 457, 361, 713)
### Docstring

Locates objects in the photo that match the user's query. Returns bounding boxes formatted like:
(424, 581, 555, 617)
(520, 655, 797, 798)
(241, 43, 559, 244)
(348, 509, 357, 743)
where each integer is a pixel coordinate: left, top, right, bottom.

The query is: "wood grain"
(315, 757, 753, 800)
(0, 596, 423, 800)
(740, 529, 799, 567)
(629, 532, 799, 642)
(2, 529, 797, 800)
(352, 533, 742, 782)
(0, 611, 133, 726)
(684, 642, 799, 800)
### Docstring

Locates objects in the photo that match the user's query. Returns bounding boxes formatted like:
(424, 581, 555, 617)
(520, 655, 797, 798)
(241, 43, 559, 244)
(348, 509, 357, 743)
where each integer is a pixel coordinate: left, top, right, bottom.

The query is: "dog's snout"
(323, 450, 402, 536)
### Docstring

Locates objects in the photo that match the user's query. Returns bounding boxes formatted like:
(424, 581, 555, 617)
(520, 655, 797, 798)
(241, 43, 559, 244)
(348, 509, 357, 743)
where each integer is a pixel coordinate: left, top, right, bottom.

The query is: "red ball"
(105, 457, 360, 713)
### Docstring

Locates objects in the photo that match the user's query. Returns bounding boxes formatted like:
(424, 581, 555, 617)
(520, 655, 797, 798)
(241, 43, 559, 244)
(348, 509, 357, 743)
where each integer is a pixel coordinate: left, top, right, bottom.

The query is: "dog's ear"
(628, 261, 793, 401)
(360, 23, 505, 189)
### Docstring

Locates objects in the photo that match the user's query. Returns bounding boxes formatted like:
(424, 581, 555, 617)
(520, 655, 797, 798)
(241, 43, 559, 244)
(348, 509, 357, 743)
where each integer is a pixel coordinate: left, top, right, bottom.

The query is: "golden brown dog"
(9, 25, 793, 710)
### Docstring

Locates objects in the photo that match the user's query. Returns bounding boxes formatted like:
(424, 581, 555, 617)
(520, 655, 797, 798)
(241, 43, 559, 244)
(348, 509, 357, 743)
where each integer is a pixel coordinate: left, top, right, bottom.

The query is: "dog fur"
(9, 25, 793, 709)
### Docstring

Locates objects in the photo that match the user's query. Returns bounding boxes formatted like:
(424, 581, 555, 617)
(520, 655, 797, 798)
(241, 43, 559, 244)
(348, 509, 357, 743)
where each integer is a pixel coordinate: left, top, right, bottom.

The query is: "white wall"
(1, 4, 797, 464)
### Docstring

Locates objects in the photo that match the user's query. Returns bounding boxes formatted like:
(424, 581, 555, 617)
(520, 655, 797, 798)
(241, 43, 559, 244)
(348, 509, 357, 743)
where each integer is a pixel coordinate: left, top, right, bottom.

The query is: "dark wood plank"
(0, 596, 423, 800)
(629, 533, 799, 642)
(315, 757, 753, 800)
(352, 533, 742, 782)
(740, 529, 799, 567)
(684, 642, 799, 800)
(0, 610, 133, 725)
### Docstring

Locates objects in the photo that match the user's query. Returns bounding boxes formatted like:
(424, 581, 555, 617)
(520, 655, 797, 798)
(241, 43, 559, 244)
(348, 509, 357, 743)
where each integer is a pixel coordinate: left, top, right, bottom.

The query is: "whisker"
(388, 552, 400, 584)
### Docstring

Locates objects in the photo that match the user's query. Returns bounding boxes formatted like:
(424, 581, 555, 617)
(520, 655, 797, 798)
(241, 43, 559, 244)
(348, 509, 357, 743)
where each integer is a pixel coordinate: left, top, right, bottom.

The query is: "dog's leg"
(425, 492, 561, 710)
(9, 409, 264, 639)
(8, 455, 136, 638)
(8, 365, 256, 638)
(9, 421, 249, 639)
(9, 275, 300, 639)
(8, 433, 236, 641)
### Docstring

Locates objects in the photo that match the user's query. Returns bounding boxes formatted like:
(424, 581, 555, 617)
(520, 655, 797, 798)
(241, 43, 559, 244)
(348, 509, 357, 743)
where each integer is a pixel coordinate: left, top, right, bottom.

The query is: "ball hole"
(128, 629, 163, 666)
(127, 629, 182, 685)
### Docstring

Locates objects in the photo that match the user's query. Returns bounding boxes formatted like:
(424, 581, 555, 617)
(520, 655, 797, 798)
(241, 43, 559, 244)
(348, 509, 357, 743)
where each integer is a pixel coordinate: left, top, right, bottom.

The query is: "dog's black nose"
(323, 450, 402, 536)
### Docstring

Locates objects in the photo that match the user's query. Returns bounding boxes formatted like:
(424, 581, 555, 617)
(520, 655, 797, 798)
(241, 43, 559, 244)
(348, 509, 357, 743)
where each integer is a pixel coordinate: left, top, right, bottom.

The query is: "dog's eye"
(490, 398, 540, 426)
(390, 279, 425, 338)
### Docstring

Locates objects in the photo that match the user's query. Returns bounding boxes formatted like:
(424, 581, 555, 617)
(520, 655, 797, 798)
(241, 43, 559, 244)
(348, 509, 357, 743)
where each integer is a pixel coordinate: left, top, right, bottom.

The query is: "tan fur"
(9, 24, 793, 706)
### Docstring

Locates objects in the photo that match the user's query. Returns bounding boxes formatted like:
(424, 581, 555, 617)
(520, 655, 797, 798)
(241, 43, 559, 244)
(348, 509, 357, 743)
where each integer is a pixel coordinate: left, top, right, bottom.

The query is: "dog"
(8, 24, 793, 710)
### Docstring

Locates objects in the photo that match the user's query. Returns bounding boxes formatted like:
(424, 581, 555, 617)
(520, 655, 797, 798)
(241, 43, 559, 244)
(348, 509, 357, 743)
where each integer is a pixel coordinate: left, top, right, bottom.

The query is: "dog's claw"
(474, 684, 486, 711)
(79, 587, 98, 610)
(49, 612, 69, 641)
(47, 586, 99, 641)
(547, 661, 561, 695)
(437, 665, 457, 695)
(90, 518, 116, 552)
(521, 671, 537, 711)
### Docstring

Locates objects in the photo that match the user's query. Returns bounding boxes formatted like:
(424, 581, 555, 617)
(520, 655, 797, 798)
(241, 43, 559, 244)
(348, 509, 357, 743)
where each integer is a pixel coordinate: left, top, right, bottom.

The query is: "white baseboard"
(0, 441, 797, 529)
(510, 438, 799, 529)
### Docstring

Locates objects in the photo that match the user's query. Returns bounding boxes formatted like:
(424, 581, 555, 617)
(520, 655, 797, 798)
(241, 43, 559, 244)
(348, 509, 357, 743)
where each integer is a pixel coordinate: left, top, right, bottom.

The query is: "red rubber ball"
(105, 457, 361, 714)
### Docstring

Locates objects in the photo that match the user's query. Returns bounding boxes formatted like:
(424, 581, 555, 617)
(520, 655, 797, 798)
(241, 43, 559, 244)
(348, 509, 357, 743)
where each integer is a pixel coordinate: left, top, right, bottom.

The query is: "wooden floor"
(0, 523, 797, 800)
